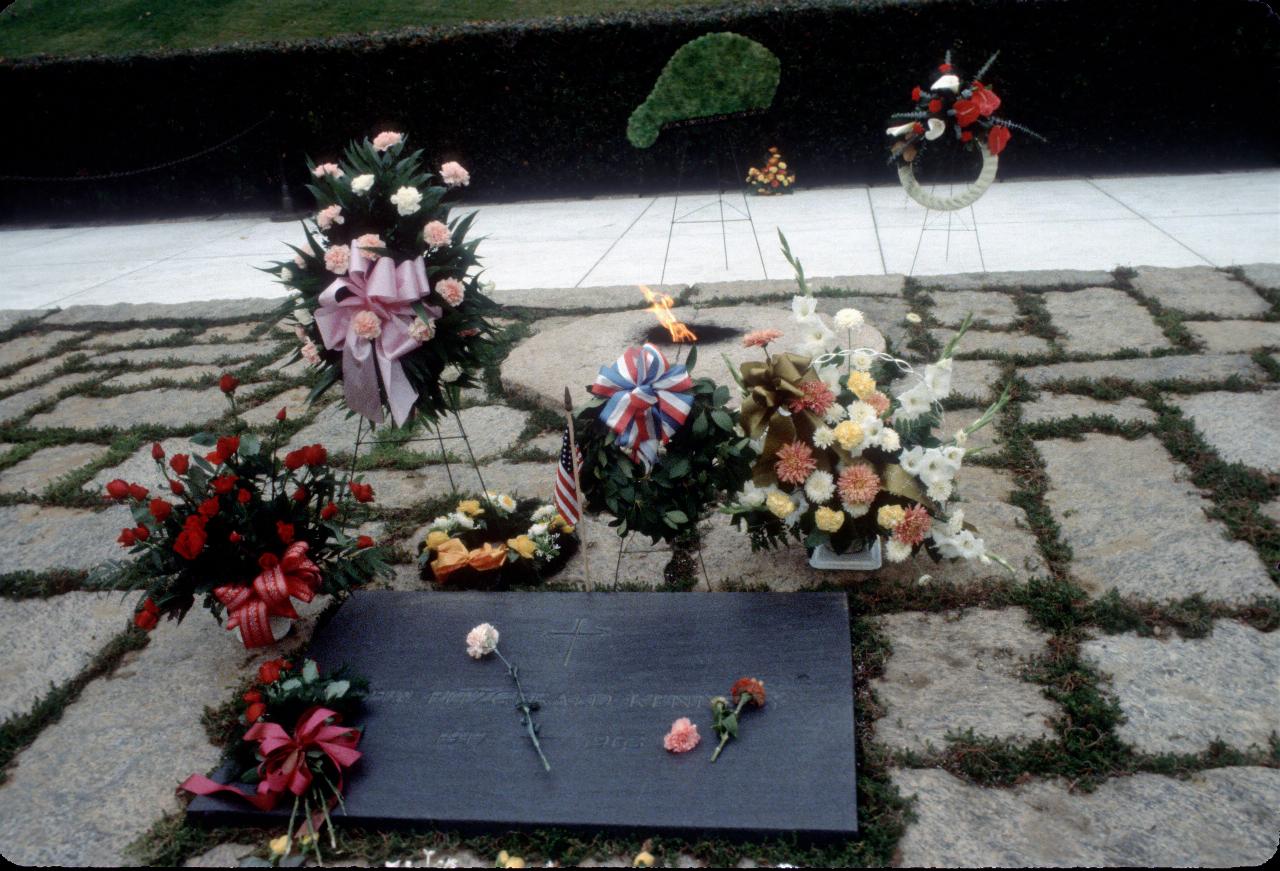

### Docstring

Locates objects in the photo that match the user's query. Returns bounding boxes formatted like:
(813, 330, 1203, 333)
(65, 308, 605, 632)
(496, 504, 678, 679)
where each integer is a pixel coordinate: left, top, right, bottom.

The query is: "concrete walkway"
(1, 170, 1276, 312)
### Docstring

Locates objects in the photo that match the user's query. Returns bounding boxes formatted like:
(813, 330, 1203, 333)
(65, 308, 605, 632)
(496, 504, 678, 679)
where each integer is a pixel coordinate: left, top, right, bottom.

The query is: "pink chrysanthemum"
(893, 504, 933, 546)
(324, 245, 350, 275)
(788, 379, 836, 416)
(866, 390, 891, 417)
(775, 440, 817, 485)
(663, 717, 701, 753)
(372, 131, 403, 152)
(436, 278, 466, 306)
(743, 328, 783, 348)
(838, 463, 881, 505)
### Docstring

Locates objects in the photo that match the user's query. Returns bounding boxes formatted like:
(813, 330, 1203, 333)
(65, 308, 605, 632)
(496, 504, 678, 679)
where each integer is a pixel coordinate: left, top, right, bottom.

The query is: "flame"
(639, 285, 697, 343)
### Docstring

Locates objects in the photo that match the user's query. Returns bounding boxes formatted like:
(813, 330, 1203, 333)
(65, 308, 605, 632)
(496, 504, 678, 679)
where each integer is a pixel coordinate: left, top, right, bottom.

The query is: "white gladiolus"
(925, 118, 946, 140)
(899, 446, 926, 476)
(923, 359, 954, 399)
(797, 320, 837, 356)
(791, 295, 818, 322)
(895, 383, 934, 420)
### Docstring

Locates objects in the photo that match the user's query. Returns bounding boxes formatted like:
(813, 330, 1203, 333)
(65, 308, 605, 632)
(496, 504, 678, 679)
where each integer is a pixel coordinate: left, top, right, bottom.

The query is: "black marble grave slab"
(188, 591, 858, 839)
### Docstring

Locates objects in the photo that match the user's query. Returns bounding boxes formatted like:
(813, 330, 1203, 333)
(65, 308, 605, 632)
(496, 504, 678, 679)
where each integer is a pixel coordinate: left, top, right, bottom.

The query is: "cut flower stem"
(493, 648, 552, 772)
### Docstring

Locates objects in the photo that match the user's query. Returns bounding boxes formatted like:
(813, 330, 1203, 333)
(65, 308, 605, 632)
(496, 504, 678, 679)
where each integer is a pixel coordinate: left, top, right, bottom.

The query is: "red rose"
(304, 444, 327, 467)
(284, 450, 305, 471)
(184, 515, 206, 531)
(169, 480, 185, 496)
(321, 503, 338, 520)
(939, 62, 952, 72)
(219, 374, 239, 394)
(277, 521, 295, 544)
(238, 488, 252, 504)
(276, 407, 287, 422)
(258, 658, 288, 684)
(133, 525, 150, 541)
(911, 85, 921, 101)
(128, 483, 149, 501)
(205, 450, 225, 465)
(117, 528, 136, 547)
(292, 486, 308, 503)
(106, 479, 130, 500)
(229, 531, 242, 543)
(134, 599, 160, 631)
(199, 497, 220, 518)
(217, 436, 240, 457)
(972, 85, 1001, 117)
(174, 527, 206, 560)
(928, 99, 942, 113)
(349, 482, 374, 503)
(242, 690, 263, 704)
(357, 535, 374, 549)
(212, 475, 237, 494)
(149, 499, 171, 522)
(151, 442, 165, 461)
(244, 702, 267, 724)
(961, 131, 973, 142)
(953, 99, 980, 128)
(170, 454, 190, 474)
(988, 124, 1012, 155)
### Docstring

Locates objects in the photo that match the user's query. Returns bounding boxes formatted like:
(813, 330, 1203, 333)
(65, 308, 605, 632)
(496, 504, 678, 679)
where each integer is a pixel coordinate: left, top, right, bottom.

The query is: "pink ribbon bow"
(315, 248, 441, 425)
(179, 706, 363, 811)
(214, 541, 322, 649)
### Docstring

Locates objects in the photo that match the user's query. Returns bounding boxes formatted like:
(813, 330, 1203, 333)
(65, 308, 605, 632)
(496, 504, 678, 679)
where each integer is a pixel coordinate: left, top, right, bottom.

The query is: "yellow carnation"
(268, 836, 289, 858)
(456, 499, 484, 517)
(878, 504, 906, 529)
(766, 491, 795, 519)
(814, 506, 845, 533)
(834, 420, 865, 451)
(425, 530, 450, 550)
(846, 371, 877, 400)
(507, 535, 538, 559)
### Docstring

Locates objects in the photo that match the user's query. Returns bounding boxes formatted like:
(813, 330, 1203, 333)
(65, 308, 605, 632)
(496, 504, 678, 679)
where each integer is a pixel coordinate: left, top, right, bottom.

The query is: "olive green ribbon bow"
(739, 352, 814, 439)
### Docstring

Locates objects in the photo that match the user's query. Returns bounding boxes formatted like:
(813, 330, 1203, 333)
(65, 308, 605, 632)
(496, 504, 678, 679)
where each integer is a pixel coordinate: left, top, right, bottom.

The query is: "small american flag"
(554, 427, 583, 525)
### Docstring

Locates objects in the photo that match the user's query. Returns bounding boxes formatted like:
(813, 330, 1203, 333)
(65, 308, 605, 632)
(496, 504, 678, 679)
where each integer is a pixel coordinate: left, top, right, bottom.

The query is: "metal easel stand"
(612, 529, 712, 591)
(658, 114, 769, 286)
(906, 183, 987, 278)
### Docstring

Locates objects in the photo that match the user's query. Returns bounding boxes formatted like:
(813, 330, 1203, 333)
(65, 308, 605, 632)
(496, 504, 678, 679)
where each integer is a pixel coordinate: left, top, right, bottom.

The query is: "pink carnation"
(354, 233, 385, 260)
(324, 245, 350, 275)
(423, 220, 452, 248)
(436, 278, 465, 306)
(743, 328, 783, 348)
(409, 317, 436, 342)
(866, 391, 891, 417)
(372, 131, 403, 152)
(774, 440, 817, 486)
(894, 504, 933, 546)
(352, 310, 382, 340)
(301, 340, 321, 365)
(316, 205, 344, 231)
(663, 717, 701, 753)
(312, 162, 343, 179)
(838, 463, 881, 505)
(440, 161, 470, 187)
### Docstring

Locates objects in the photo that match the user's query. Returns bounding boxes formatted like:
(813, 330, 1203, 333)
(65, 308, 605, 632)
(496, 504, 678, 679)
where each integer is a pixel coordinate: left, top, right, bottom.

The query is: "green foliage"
(626, 32, 780, 148)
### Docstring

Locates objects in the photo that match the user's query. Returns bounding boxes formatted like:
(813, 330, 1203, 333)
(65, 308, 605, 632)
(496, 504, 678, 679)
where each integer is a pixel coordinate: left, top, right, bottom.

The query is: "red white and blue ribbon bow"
(590, 343, 693, 468)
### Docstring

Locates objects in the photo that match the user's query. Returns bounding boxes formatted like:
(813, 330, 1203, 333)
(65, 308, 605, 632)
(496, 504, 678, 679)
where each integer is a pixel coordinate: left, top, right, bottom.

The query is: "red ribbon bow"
(214, 541, 322, 648)
(179, 706, 362, 811)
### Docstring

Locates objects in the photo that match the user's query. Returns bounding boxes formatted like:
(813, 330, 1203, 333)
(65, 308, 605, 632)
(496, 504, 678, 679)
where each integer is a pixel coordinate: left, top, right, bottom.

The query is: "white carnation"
(390, 185, 423, 216)
(528, 522, 549, 537)
(351, 174, 375, 195)
(834, 308, 864, 330)
(452, 511, 476, 530)
(848, 401, 877, 425)
(804, 470, 835, 504)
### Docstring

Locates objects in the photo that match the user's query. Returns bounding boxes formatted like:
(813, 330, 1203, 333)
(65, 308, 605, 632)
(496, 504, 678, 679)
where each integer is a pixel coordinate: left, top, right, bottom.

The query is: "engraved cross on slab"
(546, 617, 609, 666)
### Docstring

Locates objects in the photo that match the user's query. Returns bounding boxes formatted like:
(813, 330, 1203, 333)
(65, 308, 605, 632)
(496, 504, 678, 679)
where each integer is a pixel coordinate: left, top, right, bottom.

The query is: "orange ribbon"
(430, 538, 510, 581)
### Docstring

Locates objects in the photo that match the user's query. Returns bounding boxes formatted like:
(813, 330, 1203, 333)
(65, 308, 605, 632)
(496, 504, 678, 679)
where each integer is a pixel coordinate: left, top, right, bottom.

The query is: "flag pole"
(564, 386, 591, 592)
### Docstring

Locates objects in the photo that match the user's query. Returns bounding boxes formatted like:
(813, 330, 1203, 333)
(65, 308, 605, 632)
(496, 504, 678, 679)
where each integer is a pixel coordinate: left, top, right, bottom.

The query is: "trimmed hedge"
(0, 0, 1276, 221)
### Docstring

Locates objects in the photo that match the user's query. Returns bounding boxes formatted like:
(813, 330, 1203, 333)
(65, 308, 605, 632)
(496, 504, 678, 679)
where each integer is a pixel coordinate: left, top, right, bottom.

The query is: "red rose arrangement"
(110, 391, 387, 647)
(181, 656, 368, 862)
(709, 677, 767, 762)
(885, 50, 1044, 167)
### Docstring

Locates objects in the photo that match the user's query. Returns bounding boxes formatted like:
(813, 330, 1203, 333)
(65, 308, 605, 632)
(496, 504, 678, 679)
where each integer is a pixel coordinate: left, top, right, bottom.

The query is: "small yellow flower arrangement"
(746, 146, 797, 195)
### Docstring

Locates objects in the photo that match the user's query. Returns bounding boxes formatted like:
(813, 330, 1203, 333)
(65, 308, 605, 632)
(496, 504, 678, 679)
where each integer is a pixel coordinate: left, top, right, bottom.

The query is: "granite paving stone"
(44, 297, 280, 326)
(0, 504, 135, 574)
(1037, 434, 1273, 602)
(0, 309, 53, 333)
(0, 372, 97, 424)
(1020, 394, 1157, 426)
(28, 387, 229, 430)
(1237, 262, 1280, 291)
(0, 443, 110, 495)
(491, 284, 687, 311)
(0, 353, 79, 393)
(873, 609, 1057, 752)
(0, 593, 133, 722)
(930, 328, 1051, 357)
(895, 359, 1003, 405)
(266, 349, 309, 377)
(939, 408, 1001, 453)
(1081, 621, 1280, 754)
(1173, 389, 1280, 472)
(892, 766, 1280, 867)
(1130, 266, 1270, 317)
(358, 461, 551, 510)
(194, 322, 261, 343)
(413, 405, 530, 462)
(1020, 353, 1265, 387)
(929, 290, 1019, 328)
(284, 402, 362, 451)
(104, 364, 222, 389)
(0, 594, 326, 866)
(84, 327, 182, 349)
(1043, 287, 1170, 354)
(0, 329, 86, 367)
(82, 437, 200, 495)
(89, 341, 268, 367)
(923, 269, 1114, 290)
(1260, 499, 1280, 525)
(1187, 320, 1280, 353)
(238, 385, 314, 427)
(689, 273, 905, 301)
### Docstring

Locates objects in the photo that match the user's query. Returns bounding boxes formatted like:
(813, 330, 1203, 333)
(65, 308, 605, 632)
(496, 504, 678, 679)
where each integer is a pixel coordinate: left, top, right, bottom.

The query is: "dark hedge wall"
(1, 0, 1276, 221)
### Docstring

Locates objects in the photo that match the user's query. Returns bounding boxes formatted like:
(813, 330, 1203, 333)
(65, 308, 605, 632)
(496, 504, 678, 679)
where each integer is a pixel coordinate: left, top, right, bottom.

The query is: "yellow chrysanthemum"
(456, 499, 484, 517)
(814, 506, 845, 533)
(833, 420, 865, 451)
(268, 836, 289, 858)
(507, 535, 538, 559)
(878, 504, 907, 529)
(846, 371, 877, 400)
(766, 491, 795, 519)
(425, 530, 450, 550)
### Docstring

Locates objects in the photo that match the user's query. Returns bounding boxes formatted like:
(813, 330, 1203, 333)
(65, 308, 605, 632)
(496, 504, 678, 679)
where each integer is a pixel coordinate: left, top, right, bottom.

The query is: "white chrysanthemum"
(885, 539, 913, 563)
(796, 320, 837, 356)
(351, 174, 375, 195)
(528, 522, 549, 537)
(531, 504, 557, 523)
(895, 383, 934, 420)
(737, 481, 767, 509)
(850, 350, 874, 372)
(813, 426, 836, 449)
(465, 623, 499, 658)
(791, 295, 818, 322)
(390, 185, 423, 216)
(834, 308, 865, 330)
(923, 359, 953, 399)
(804, 470, 835, 504)
(926, 479, 954, 503)
(848, 401, 877, 425)
(429, 514, 456, 532)
(824, 403, 848, 424)
(899, 446, 926, 476)
(844, 502, 870, 519)
(878, 428, 901, 452)
(452, 511, 476, 530)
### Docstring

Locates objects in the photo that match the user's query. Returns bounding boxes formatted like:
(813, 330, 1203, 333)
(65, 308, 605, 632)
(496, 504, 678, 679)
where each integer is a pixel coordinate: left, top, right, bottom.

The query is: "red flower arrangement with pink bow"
(269, 130, 497, 428)
(107, 386, 387, 648)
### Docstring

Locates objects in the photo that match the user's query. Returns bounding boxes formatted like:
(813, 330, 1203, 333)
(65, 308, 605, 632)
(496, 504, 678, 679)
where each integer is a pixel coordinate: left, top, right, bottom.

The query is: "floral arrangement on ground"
(418, 494, 578, 588)
(104, 385, 388, 647)
(746, 146, 796, 194)
(722, 237, 1011, 568)
(574, 343, 755, 544)
(269, 130, 499, 428)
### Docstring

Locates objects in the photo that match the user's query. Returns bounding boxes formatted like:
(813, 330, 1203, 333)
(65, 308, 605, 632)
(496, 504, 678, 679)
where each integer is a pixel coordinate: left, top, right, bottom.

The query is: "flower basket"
(419, 496, 579, 588)
(809, 538, 882, 571)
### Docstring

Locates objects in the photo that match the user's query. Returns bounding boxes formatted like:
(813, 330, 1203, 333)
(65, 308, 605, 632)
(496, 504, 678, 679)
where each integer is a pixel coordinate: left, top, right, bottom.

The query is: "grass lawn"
(0, 0, 713, 59)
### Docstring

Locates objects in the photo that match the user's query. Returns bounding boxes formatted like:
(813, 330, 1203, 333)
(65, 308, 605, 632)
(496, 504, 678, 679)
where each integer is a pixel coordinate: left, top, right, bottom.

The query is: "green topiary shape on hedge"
(626, 32, 780, 149)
